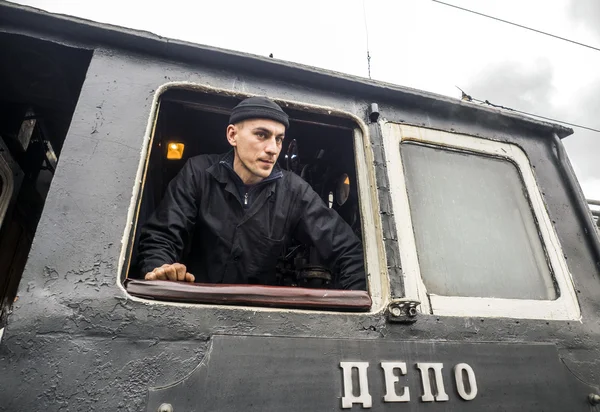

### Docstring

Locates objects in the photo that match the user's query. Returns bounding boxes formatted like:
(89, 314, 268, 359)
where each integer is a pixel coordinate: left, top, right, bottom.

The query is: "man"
(137, 96, 366, 290)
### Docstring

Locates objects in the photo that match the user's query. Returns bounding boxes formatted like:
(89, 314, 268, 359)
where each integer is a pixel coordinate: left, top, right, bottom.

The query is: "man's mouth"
(258, 159, 274, 165)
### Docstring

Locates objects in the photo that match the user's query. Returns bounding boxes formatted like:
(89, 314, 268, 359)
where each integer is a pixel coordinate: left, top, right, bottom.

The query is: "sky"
(10, 0, 600, 200)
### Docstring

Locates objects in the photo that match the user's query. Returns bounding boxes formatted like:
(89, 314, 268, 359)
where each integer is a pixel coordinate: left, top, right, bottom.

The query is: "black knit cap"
(229, 96, 289, 129)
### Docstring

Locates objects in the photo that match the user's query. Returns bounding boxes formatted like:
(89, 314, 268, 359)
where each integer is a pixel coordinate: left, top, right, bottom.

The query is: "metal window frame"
(383, 122, 580, 321)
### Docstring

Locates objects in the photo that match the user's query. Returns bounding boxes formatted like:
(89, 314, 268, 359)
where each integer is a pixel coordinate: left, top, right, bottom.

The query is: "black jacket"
(137, 152, 366, 290)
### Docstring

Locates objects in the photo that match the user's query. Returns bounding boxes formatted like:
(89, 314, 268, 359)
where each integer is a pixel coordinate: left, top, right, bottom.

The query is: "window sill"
(124, 279, 372, 312)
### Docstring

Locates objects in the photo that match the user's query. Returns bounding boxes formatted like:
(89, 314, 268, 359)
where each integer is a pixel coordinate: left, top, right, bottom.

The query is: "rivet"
(158, 403, 174, 412)
(391, 307, 401, 317)
(589, 393, 600, 406)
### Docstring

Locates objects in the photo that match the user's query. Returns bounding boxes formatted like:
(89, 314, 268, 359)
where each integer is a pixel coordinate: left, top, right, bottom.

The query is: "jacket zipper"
(244, 192, 248, 206)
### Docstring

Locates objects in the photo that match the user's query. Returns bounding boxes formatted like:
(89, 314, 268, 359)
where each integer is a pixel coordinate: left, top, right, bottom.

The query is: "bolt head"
(158, 403, 174, 412)
(391, 307, 401, 317)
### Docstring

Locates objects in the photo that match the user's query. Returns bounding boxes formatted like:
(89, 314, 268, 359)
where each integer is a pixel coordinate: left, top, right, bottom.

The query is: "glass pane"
(401, 142, 556, 300)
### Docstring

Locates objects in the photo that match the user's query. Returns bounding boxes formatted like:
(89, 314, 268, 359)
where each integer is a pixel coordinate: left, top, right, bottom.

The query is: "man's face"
(226, 118, 285, 184)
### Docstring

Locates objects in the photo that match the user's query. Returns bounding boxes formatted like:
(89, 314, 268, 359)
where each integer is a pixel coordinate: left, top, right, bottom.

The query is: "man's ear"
(226, 124, 237, 147)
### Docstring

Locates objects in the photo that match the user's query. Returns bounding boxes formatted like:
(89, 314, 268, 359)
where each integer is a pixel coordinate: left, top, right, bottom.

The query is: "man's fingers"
(149, 267, 166, 280)
(164, 265, 178, 281)
(146, 264, 193, 282)
(150, 265, 177, 280)
(174, 263, 187, 281)
(155, 267, 166, 280)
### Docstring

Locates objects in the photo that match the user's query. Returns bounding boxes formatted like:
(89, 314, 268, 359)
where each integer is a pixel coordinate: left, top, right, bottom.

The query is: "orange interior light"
(167, 142, 184, 160)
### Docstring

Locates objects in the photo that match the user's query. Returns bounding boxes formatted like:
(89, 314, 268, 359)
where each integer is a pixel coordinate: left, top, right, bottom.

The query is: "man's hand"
(145, 263, 195, 282)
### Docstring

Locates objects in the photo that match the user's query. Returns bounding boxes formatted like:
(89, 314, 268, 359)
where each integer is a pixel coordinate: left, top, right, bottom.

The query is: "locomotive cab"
(0, 3, 599, 411)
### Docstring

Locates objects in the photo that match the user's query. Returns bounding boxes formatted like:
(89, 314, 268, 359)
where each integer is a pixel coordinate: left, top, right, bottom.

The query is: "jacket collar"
(207, 150, 284, 186)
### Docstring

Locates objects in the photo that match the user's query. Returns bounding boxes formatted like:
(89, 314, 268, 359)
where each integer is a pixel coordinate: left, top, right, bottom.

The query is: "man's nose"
(265, 137, 278, 155)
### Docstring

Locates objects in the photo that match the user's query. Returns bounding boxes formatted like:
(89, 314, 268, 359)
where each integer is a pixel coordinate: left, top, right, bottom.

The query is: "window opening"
(123, 88, 370, 310)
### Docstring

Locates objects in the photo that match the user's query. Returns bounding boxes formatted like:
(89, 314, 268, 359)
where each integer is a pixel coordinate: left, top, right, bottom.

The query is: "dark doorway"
(0, 33, 92, 325)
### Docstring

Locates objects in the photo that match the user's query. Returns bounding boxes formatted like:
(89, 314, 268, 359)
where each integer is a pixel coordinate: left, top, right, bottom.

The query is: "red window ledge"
(125, 279, 371, 312)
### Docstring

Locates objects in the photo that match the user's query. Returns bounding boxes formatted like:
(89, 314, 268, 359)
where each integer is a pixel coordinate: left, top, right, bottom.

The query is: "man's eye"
(256, 132, 266, 138)
(276, 137, 284, 144)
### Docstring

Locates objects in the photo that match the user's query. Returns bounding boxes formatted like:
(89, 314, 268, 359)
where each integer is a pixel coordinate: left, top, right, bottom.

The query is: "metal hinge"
(386, 299, 421, 323)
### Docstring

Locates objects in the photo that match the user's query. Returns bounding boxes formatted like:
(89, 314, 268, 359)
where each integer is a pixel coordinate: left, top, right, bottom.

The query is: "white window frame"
(383, 122, 580, 321)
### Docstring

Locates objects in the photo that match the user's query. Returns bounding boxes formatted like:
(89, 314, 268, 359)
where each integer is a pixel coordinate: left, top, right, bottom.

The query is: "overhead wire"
(355, 1, 600, 133)
(438, 2, 600, 133)
(432, 0, 600, 52)
(456, 87, 600, 133)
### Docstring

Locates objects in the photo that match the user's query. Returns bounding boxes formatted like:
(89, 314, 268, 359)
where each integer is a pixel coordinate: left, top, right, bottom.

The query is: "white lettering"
(416, 362, 449, 402)
(340, 362, 372, 408)
(339, 361, 478, 405)
(454, 363, 477, 400)
(381, 362, 410, 402)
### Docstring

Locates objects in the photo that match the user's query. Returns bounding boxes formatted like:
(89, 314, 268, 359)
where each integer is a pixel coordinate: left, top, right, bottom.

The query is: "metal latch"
(386, 299, 420, 323)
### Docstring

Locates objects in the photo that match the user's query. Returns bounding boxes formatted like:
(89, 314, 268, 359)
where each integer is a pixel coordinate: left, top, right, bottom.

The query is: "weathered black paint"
(0, 3, 598, 412)
(552, 133, 600, 271)
(368, 122, 404, 299)
(147, 335, 591, 411)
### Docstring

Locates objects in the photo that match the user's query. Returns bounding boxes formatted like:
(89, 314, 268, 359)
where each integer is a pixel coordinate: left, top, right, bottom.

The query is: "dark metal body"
(0, 3, 599, 411)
